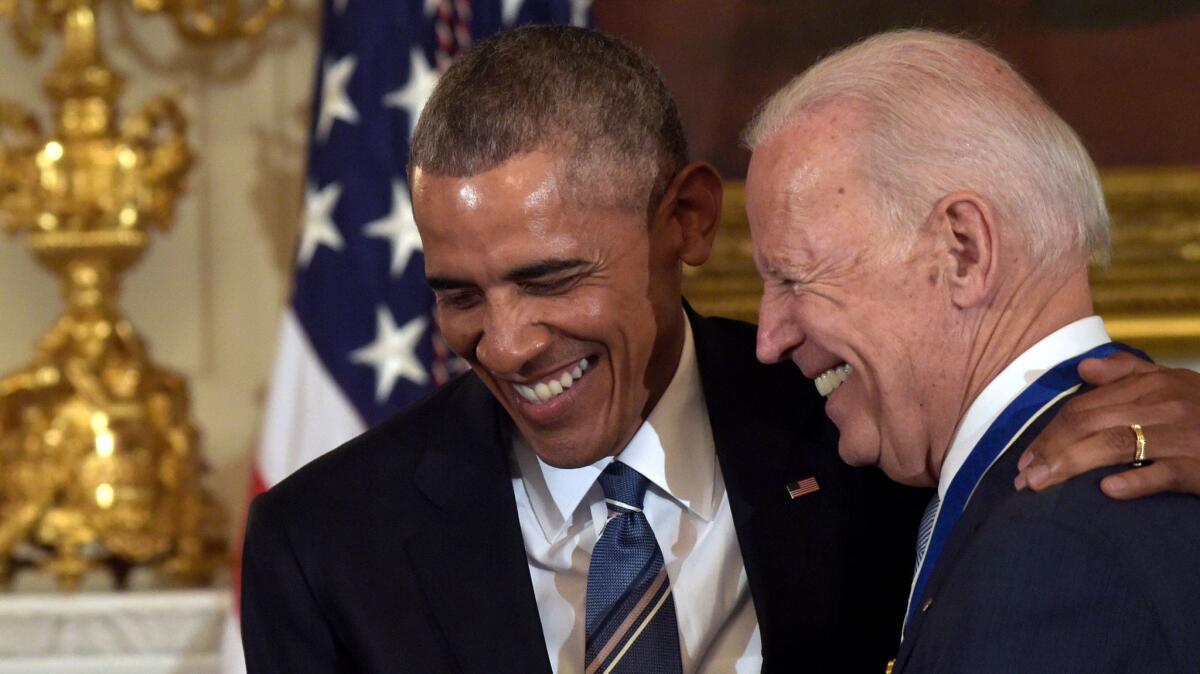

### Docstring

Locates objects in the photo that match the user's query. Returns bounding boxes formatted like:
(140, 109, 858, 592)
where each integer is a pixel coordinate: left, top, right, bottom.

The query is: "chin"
(537, 453, 598, 470)
(526, 437, 612, 469)
(835, 433, 880, 469)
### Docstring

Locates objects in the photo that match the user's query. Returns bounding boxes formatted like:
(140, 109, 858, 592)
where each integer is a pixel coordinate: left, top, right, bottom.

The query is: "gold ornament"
(0, 0, 282, 589)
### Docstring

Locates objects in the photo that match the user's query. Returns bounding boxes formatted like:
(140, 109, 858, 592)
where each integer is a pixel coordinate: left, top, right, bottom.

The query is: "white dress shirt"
(510, 318, 762, 674)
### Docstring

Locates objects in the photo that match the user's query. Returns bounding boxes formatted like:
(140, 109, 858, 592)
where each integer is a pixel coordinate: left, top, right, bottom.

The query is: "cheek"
(573, 295, 605, 323)
(580, 295, 655, 384)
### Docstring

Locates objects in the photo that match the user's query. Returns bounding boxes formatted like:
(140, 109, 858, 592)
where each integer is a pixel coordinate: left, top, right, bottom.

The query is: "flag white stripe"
(257, 309, 367, 485)
(220, 614, 247, 674)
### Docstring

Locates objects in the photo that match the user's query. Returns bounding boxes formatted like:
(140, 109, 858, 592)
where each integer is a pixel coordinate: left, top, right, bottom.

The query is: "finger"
(1051, 368, 1179, 415)
(1099, 457, 1200, 500)
(1018, 398, 1163, 482)
(1021, 421, 1190, 492)
(1056, 369, 1166, 412)
(1019, 425, 1130, 492)
(1077, 353, 1158, 386)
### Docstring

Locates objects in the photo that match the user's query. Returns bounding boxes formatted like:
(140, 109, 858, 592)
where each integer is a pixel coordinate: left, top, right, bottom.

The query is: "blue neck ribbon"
(904, 341, 1142, 631)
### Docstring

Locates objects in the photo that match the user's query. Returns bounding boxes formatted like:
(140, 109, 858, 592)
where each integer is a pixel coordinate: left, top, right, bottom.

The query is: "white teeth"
(814, 363, 853, 398)
(512, 357, 593, 405)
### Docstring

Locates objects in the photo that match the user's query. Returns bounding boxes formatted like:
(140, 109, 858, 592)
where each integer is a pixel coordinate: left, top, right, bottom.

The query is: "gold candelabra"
(0, 0, 282, 589)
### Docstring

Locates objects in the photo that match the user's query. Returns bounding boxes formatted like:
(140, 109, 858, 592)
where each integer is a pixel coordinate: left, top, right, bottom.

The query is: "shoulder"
(953, 465, 1200, 667)
(910, 464, 1200, 672)
(690, 312, 823, 412)
(252, 373, 501, 526)
(968, 413, 1200, 567)
(993, 464, 1200, 555)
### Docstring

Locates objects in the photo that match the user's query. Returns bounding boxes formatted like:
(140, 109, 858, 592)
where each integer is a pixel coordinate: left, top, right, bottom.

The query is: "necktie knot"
(598, 462, 649, 511)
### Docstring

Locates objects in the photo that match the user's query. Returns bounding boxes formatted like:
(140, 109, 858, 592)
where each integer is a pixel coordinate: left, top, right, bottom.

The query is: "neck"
(927, 263, 1094, 480)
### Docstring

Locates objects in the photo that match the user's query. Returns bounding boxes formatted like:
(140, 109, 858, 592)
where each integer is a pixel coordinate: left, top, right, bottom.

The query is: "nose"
(475, 297, 551, 377)
(756, 294, 804, 364)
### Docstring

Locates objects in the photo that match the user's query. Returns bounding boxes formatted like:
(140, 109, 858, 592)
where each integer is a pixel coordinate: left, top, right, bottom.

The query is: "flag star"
(332, 0, 348, 14)
(364, 181, 423, 276)
(569, 0, 592, 26)
(423, 0, 440, 16)
(298, 182, 345, 267)
(384, 48, 439, 140)
(316, 55, 360, 143)
(350, 306, 430, 401)
(501, 0, 525, 25)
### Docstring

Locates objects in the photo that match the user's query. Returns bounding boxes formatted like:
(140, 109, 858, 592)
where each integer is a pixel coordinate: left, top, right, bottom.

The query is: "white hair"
(743, 29, 1110, 265)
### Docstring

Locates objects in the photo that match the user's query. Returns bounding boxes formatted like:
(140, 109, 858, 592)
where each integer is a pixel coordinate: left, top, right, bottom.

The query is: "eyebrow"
(425, 258, 589, 291)
(425, 275, 472, 291)
(505, 258, 589, 283)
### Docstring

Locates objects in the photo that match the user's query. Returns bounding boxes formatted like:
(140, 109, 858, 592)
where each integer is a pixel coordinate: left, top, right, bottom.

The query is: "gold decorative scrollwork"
(134, 0, 286, 42)
(0, 0, 282, 589)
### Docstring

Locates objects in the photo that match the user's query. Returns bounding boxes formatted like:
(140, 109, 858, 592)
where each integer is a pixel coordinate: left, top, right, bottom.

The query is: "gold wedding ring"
(1130, 423, 1149, 467)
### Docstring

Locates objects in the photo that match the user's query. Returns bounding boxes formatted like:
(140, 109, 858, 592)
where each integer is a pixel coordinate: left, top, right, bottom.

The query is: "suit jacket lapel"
(406, 376, 552, 674)
(894, 395, 1074, 671)
(687, 307, 848, 660)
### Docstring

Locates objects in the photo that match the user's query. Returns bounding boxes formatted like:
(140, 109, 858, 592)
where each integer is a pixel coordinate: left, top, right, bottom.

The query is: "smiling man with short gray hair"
(746, 29, 1200, 672)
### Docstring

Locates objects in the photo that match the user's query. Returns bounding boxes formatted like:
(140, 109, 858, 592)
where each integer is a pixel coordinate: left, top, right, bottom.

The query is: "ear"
(653, 161, 723, 266)
(931, 191, 999, 310)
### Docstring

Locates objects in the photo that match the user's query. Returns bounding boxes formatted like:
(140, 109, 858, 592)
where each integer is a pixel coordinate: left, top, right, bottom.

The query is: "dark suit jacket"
(241, 310, 927, 673)
(896, 395, 1200, 673)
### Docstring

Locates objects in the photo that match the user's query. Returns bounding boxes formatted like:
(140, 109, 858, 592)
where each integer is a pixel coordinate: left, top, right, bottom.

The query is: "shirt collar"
(513, 313, 718, 543)
(937, 316, 1111, 500)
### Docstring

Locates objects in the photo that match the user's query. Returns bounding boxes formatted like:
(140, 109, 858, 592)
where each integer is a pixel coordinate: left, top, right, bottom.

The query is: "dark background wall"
(595, 1, 1200, 178)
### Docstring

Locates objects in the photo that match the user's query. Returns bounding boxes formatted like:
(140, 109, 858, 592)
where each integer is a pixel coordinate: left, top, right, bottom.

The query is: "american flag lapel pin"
(786, 476, 820, 499)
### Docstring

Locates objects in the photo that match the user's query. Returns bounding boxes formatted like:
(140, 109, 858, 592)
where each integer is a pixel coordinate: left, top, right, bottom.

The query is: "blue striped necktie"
(585, 462, 683, 674)
(914, 496, 941, 572)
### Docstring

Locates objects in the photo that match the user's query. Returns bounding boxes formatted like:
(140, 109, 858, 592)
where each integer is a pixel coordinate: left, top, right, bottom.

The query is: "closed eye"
(773, 276, 806, 294)
(434, 289, 482, 310)
(521, 274, 582, 295)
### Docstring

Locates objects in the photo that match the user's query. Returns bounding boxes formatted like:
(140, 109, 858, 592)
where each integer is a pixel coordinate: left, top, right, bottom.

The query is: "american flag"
(787, 476, 820, 500)
(221, 1, 591, 671)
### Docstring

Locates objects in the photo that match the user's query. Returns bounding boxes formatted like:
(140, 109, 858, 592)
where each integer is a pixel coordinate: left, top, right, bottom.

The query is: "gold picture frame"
(684, 167, 1200, 355)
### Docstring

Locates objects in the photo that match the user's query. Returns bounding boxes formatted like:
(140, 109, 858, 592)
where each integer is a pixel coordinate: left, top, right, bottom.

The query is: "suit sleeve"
(907, 514, 1178, 674)
(240, 492, 350, 673)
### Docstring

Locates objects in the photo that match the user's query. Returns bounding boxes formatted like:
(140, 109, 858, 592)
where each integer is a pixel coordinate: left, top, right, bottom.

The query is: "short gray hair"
(409, 25, 687, 213)
(744, 29, 1110, 265)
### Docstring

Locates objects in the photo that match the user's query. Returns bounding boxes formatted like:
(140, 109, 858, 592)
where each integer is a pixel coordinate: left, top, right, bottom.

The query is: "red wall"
(596, 1, 1200, 177)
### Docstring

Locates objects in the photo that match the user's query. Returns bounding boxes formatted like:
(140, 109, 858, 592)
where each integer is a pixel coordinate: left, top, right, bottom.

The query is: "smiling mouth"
(512, 357, 592, 404)
(814, 363, 852, 398)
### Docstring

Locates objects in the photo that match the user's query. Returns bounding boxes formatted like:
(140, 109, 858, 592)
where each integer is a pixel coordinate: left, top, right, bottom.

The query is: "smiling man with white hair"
(745, 29, 1200, 672)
